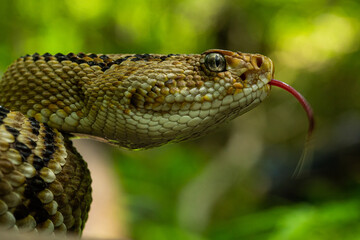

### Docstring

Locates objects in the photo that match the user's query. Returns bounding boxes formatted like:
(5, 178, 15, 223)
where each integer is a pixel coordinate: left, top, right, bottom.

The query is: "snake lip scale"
(0, 49, 313, 236)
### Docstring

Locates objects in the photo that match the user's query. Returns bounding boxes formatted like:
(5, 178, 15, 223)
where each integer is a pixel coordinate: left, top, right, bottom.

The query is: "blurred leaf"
(1, 0, 360, 239)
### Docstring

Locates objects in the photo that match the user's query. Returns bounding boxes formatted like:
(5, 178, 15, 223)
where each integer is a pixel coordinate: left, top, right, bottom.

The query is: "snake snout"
(254, 55, 274, 85)
(240, 56, 274, 86)
(262, 55, 275, 79)
(228, 52, 274, 86)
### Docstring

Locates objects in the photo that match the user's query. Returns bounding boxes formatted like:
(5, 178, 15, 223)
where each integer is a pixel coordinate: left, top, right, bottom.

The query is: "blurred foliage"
(1, 0, 360, 239)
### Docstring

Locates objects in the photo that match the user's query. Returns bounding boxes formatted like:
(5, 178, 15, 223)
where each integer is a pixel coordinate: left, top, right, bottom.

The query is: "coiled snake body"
(0, 49, 274, 236)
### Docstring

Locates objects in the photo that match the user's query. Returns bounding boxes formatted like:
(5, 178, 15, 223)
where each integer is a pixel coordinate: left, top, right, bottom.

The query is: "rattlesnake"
(0, 49, 313, 237)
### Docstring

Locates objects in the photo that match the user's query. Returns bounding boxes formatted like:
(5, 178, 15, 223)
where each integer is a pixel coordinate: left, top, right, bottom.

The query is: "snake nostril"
(256, 57, 263, 68)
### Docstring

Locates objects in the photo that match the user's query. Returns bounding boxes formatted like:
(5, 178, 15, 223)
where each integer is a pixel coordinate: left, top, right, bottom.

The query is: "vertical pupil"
(205, 53, 225, 71)
(215, 55, 220, 67)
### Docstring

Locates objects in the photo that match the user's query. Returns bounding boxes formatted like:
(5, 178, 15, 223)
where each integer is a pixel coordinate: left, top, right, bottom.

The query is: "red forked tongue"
(269, 79, 315, 177)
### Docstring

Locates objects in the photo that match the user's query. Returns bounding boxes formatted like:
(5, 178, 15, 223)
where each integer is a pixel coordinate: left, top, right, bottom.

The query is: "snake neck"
(0, 55, 88, 131)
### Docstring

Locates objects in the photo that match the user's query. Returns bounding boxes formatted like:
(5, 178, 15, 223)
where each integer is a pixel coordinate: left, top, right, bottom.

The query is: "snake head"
(199, 49, 274, 121)
(80, 49, 274, 149)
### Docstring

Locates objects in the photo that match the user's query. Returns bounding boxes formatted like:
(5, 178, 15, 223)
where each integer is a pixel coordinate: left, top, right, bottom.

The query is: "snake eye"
(204, 53, 226, 72)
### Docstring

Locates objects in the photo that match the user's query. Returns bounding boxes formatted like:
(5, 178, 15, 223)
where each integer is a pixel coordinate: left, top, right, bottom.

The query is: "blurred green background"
(1, 0, 360, 239)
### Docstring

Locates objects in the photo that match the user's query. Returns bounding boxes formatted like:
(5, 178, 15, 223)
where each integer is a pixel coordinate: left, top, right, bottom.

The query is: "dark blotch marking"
(29, 139, 37, 148)
(43, 142, 56, 162)
(44, 132, 54, 142)
(0, 106, 10, 114)
(89, 53, 98, 58)
(45, 142, 55, 152)
(99, 54, 109, 60)
(32, 53, 40, 61)
(43, 123, 54, 135)
(159, 53, 179, 62)
(87, 61, 96, 66)
(24, 192, 50, 223)
(101, 63, 114, 72)
(44, 56, 52, 62)
(131, 53, 151, 62)
(20, 54, 31, 59)
(55, 53, 68, 62)
(24, 176, 47, 196)
(0, 106, 9, 124)
(32, 155, 45, 171)
(22, 52, 177, 74)
(67, 53, 75, 58)
(77, 53, 86, 58)
(43, 53, 52, 57)
(76, 59, 87, 64)
(4, 118, 32, 161)
(33, 206, 50, 223)
(130, 93, 143, 108)
(5, 125, 20, 138)
(23, 177, 50, 224)
(42, 52, 53, 62)
(101, 55, 131, 71)
(13, 204, 30, 220)
(42, 123, 55, 163)
(28, 197, 43, 210)
(14, 141, 32, 161)
(5, 124, 32, 161)
(29, 117, 40, 136)
(42, 152, 52, 162)
(69, 56, 79, 63)
(114, 58, 126, 65)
